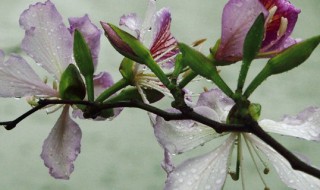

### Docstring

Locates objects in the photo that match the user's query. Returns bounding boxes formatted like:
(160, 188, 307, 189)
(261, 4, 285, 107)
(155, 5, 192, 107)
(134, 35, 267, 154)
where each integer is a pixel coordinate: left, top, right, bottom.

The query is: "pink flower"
(0, 0, 113, 179)
(215, 0, 300, 63)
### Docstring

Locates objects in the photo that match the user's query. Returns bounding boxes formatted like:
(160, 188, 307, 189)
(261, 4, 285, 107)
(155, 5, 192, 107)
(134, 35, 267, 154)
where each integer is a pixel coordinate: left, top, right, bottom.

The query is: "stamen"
(277, 17, 288, 38)
(266, 6, 278, 24)
(263, 6, 277, 41)
(192, 38, 207, 47)
(139, 80, 173, 97)
(230, 134, 241, 181)
(243, 135, 270, 189)
(249, 136, 270, 174)
(153, 45, 178, 63)
(239, 135, 246, 190)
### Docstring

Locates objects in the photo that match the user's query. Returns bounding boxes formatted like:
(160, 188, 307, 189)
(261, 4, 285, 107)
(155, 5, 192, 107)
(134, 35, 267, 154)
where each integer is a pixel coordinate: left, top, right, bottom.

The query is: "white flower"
(154, 88, 320, 189)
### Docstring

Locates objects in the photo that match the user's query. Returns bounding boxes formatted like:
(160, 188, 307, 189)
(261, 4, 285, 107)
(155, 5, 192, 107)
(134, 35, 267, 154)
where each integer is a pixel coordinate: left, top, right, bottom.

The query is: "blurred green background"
(0, 0, 319, 189)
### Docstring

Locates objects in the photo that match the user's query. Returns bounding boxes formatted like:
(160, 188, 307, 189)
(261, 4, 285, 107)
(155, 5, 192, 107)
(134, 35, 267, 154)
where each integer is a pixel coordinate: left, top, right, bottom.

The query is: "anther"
(277, 17, 288, 37)
(266, 6, 277, 24)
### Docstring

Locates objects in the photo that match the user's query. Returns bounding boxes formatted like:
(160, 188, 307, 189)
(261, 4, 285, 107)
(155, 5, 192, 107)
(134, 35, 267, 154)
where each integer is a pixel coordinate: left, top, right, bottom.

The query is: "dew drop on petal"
(216, 178, 223, 184)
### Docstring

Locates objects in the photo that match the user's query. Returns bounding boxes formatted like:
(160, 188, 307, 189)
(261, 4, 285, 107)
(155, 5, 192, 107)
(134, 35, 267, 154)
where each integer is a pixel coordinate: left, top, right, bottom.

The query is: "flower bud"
(100, 22, 152, 64)
(267, 35, 320, 75)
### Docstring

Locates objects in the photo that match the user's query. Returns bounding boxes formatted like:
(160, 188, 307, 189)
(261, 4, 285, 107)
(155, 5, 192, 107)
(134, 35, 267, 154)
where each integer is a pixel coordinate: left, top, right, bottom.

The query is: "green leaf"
(73, 30, 94, 77)
(59, 64, 86, 100)
(73, 30, 95, 101)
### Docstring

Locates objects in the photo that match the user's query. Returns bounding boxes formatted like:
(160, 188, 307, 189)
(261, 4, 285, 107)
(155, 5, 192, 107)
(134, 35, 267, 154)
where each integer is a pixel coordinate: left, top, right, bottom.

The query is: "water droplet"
(178, 178, 184, 183)
(216, 178, 223, 184)
(205, 185, 211, 189)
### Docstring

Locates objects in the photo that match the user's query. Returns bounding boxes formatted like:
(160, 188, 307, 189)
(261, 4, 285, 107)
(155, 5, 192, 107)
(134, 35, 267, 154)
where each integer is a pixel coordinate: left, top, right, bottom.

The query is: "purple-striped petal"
(196, 88, 234, 123)
(19, 0, 72, 80)
(215, 0, 269, 62)
(165, 134, 236, 190)
(0, 51, 57, 98)
(259, 0, 301, 52)
(260, 107, 320, 141)
(41, 106, 82, 179)
(149, 8, 179, 68)
(69, 15, 101, 69)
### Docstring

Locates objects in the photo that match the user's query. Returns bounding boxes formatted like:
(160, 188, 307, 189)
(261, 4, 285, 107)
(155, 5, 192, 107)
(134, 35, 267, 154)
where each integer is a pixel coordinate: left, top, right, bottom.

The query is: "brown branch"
(0, 99, 319, 179)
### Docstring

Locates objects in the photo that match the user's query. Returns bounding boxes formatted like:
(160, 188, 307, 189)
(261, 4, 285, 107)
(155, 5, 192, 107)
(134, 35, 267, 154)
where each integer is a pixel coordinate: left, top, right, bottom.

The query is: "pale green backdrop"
(0, 0, 319, 189)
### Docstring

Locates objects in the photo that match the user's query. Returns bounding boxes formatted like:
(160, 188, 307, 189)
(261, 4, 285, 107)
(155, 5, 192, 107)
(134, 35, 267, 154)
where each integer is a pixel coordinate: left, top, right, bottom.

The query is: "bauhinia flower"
(0, 0, 114, 179)
(101, 0, 179, 103)
(154, 88, 320, 189)
(215, 0, 301, 63)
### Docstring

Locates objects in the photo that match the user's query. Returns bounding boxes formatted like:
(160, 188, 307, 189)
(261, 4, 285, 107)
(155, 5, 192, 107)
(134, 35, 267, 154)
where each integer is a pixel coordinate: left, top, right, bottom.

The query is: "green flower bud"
(73, 29, 94, 77)
(119, 57, 135, 85)
(249, 103, 262, 121)
(267, 35, 320, 74)
(100, 22, 152, 64)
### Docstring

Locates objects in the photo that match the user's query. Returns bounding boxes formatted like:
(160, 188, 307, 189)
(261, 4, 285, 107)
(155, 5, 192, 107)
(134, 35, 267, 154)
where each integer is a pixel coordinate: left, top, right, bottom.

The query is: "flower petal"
(246, 134, 320, 189)
(260, 107, 320, 141)
(154, 106, 226, 154)
(41, 106, 82, 179)
(68, 14, 101, 69)
(215, 0, 268, 62)
(119, 13, 143, 38)
(19, 0, 72, 80)
(149, 8, 179, 69)
(165, 134, 236, 190)
(0, 52, 57, 97)
(196, 88, 234, 123)
(140, 0, 157, 41)
(260, 0, 301, 52)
